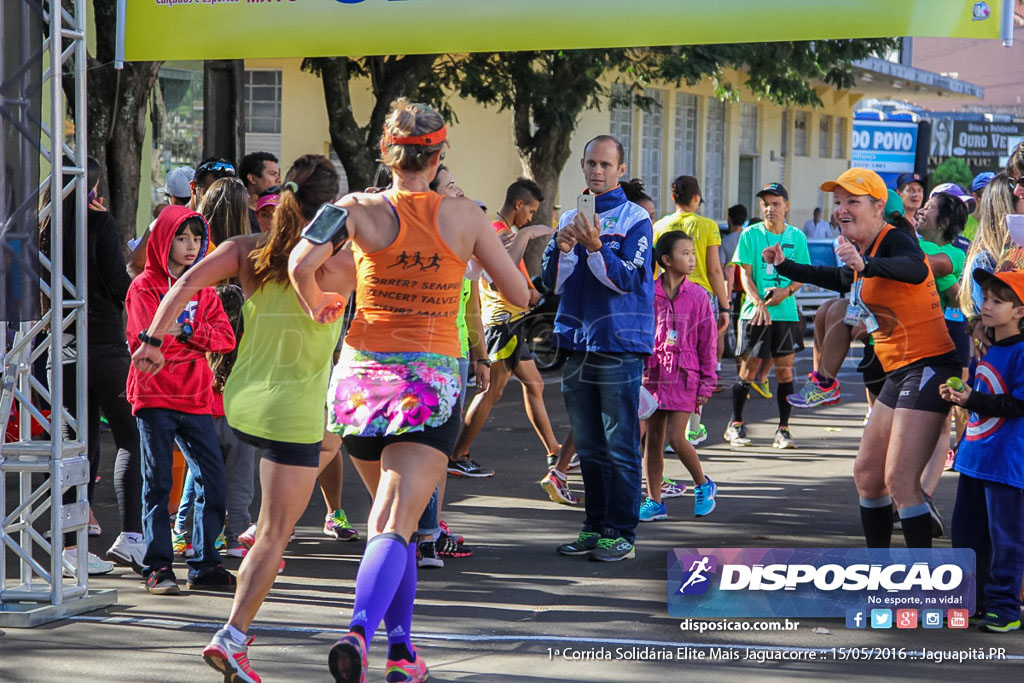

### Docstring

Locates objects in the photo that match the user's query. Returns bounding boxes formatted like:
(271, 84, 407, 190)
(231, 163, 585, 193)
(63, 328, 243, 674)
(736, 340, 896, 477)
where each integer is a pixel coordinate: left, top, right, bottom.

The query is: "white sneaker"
(62, 548, 115, 577)
(106, 532, 146, 572)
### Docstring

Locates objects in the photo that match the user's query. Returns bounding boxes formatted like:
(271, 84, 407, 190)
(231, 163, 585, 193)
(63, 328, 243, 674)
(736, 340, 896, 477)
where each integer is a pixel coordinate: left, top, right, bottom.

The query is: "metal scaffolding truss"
(1, 0, 116, 627)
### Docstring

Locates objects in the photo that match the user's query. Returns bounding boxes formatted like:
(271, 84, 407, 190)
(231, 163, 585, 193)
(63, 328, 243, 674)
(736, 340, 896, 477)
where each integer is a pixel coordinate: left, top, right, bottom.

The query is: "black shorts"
(485, 318, 532, 368)
(857, 343, 887, 398)
(342, 407, 462, 462)
(231, 428, 321, 468)
(737, 319, 804, 359)
(875, 353, 961, 414)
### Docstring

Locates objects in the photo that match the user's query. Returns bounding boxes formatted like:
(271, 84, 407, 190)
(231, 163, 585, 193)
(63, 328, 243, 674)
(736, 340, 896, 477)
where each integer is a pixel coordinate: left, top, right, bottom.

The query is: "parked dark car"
(524, 275, 563, 372)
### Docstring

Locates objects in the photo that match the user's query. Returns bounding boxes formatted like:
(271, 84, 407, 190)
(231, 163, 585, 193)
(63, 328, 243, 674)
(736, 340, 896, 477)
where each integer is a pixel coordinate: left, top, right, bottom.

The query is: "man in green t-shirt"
(727, 183, 810, 449)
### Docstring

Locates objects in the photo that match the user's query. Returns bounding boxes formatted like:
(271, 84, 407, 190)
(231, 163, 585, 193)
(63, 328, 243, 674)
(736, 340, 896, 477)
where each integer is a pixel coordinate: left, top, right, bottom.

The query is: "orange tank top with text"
(344, 189, 466, 357)
(857, 224, 955, 372)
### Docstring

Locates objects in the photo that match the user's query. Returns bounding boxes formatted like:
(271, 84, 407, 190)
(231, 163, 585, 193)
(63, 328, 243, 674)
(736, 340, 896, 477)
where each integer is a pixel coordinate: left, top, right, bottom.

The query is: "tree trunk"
(316, 58, 377, 193)
(203, 60, 245, 163)
(84, 0, 162, 245)
(312, 54, 443, 194)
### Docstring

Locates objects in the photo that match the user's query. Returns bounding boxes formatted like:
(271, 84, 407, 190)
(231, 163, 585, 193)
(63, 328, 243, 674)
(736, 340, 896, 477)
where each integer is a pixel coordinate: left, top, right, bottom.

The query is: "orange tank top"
(344, 189, 466, 357)
(857, 224, 955, 372)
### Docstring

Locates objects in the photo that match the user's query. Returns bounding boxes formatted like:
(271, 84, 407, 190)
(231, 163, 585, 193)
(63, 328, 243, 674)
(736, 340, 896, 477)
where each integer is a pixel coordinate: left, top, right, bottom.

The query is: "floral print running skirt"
(328, 345, 461, 438)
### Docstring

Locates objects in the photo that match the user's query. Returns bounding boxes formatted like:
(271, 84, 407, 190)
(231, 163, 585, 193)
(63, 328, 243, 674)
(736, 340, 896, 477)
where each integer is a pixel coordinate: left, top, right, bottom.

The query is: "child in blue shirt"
(941, 268, 1024, 633)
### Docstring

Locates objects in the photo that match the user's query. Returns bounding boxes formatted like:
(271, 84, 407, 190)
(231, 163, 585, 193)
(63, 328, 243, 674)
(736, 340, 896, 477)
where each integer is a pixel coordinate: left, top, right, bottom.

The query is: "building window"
(641, 88, 665, 213)
(609, 83, 634, 168)
(833, 116, 846, 158)
(244, 69, 282, 160)
(794, 111, 809, 157)
(674, 92, 699, 180)
(244, 70, 281, 134)
(739, 103, 759, 154)
(819, 115, 833, 158)
(705, 98, 727, 222)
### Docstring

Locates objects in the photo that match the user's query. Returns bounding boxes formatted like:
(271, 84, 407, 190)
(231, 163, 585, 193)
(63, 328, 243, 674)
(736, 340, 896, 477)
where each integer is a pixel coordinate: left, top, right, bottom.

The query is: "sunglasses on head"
(197, 160, 236, 176)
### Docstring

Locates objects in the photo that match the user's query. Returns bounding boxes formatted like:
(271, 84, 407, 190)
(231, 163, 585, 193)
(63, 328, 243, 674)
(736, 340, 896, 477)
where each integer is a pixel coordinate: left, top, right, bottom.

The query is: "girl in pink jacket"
(642, 231, 719, 520)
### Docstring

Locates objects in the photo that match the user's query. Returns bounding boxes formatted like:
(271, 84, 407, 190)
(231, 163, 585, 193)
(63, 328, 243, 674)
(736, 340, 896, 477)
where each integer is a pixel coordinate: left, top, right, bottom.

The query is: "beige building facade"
(139, 58, 975, 232)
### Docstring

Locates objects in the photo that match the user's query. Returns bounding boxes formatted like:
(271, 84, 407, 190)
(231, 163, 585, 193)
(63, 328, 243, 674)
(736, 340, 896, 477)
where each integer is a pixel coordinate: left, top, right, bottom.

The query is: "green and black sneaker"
(978, 613, 1021, 633)
(556, 531, 600, 556)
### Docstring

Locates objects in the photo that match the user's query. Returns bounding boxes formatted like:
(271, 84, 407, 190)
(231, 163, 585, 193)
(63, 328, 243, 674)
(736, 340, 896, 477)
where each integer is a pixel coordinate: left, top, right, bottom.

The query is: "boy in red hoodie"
(126, 205, 237, 594)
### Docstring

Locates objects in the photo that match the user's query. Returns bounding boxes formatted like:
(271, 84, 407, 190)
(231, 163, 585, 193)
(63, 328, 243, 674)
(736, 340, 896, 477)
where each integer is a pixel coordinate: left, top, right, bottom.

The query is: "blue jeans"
(561, 351, 644, 544)
(137, 408, 226, 578)
(173, 461, 196, 532)
(951, 473, 1024, 621)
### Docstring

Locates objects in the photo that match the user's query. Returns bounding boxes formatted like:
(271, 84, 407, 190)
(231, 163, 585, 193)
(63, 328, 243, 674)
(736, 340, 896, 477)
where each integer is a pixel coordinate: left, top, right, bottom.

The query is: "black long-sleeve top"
(774, 226, 928, 294)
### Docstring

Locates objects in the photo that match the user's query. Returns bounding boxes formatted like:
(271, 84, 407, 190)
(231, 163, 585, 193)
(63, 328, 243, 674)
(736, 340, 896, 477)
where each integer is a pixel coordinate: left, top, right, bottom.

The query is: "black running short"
(875, 353, 961, 414)
(231, 428, 321, 468)
(484, 318, 532, 369)
(737, 319, 804, 359)
(857, 342, 887, 399)
(342, 407, 462, 462)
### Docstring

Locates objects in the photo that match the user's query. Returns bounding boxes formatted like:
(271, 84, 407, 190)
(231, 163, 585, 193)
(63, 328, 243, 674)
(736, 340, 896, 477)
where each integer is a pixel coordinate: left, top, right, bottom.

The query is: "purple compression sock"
(384, 540, 418, 659)
(348, 533, 409, 646)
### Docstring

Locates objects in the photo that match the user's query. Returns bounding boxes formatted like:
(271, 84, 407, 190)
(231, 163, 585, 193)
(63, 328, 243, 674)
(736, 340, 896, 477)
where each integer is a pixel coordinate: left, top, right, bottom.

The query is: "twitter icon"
(870, 609, 892, 629)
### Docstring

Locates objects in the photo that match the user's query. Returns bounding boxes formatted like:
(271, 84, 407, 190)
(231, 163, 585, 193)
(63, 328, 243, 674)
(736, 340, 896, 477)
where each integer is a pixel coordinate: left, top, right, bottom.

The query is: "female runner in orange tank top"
(289, 99, 528, 683)
(762, 168, 961, 551)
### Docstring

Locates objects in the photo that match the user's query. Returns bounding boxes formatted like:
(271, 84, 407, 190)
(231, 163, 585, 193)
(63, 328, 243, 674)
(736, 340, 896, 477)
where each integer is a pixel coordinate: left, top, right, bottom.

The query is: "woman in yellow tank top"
(131, 155, 355, 682)
(289, 99, 528, 683)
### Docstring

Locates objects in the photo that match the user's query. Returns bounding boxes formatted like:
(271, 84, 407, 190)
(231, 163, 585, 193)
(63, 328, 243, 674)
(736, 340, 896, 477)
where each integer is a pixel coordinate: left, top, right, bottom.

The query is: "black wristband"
(137, 329, 163, 348)
(476, 358, 492, 367)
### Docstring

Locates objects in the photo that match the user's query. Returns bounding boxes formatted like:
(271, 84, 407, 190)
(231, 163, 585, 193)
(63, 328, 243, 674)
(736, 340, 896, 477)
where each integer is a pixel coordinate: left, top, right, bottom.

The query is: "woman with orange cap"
(761, 168, 959, 550)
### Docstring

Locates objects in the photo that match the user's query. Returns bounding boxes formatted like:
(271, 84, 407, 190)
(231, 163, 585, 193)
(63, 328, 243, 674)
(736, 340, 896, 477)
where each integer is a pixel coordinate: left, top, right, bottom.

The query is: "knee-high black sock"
(731, 381, 750, 423)
(899, 503, 934, 548)
(776, 381, 794, 428)
(901, 514, 933, 548)
(859, 499, 893, 548)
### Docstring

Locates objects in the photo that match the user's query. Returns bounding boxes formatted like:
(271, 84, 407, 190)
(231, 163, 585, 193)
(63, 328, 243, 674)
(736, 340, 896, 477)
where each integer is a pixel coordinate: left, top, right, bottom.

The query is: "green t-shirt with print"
(733, 223, 810, 322)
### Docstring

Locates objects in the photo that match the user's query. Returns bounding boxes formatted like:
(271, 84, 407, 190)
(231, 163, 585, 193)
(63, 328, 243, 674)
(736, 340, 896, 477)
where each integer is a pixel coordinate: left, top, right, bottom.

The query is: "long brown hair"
(200, 177, 250, 245)
(249, 154, 339, 286)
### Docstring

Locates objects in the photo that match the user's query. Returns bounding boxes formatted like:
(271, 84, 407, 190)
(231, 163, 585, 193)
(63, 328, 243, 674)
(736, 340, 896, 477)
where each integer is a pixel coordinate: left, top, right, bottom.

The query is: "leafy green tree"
(301, 56, 451, 193)
(445, 40, 896, 269)
(931, 157, 974, 191)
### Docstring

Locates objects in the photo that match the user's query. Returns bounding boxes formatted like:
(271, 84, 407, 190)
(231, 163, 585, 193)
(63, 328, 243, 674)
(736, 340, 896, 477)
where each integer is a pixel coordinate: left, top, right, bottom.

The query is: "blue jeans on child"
(137, 408, 226, 578)
(951, 473, 1024, 621)
(561, 351, 643, 544)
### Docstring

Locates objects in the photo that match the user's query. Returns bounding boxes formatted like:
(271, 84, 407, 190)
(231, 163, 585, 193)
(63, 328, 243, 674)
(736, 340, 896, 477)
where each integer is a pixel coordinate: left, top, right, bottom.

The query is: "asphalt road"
(2, 344, 1022, 681)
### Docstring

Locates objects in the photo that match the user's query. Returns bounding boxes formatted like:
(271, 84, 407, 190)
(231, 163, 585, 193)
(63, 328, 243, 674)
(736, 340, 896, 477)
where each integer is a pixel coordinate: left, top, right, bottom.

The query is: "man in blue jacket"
(541, 135, 655, 561)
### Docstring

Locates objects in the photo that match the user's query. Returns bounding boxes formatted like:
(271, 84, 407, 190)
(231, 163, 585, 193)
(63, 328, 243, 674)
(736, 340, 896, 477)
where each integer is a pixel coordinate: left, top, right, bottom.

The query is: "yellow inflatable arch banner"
(122, 0, 1010, 62)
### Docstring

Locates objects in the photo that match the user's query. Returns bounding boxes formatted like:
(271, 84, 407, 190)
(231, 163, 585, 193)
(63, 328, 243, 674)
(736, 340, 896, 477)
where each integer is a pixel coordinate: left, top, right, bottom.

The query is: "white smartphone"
(576, 194, 595, 225)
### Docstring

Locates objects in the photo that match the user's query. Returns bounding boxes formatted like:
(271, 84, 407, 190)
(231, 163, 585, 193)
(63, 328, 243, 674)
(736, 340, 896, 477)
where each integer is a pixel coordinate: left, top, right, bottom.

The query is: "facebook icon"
(845, 609, 866, 629)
